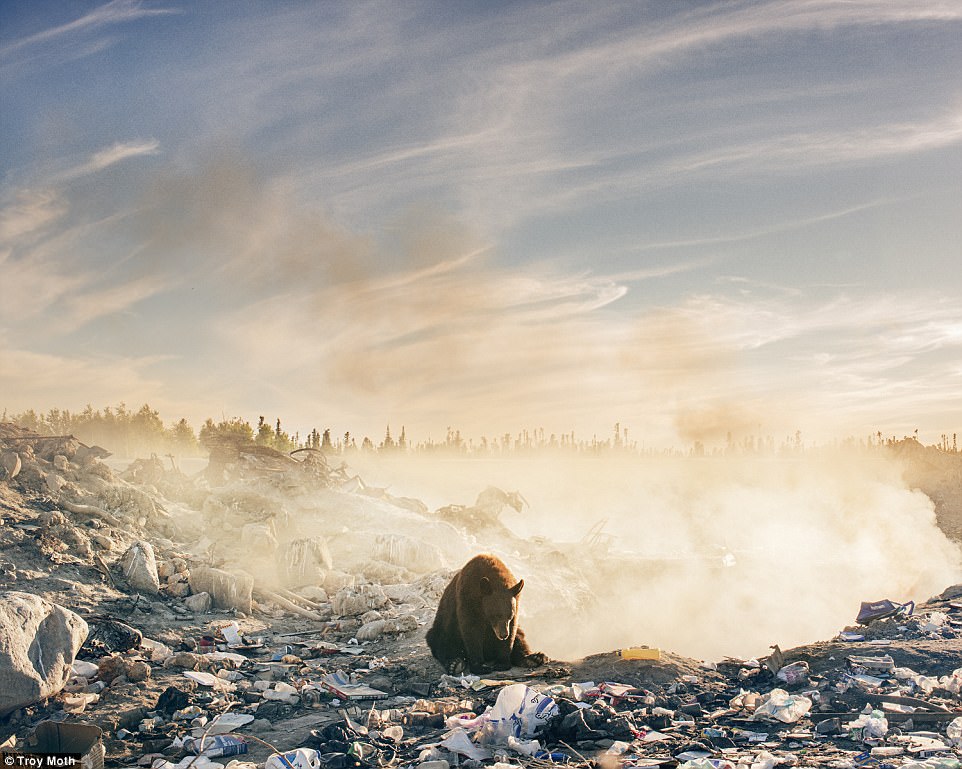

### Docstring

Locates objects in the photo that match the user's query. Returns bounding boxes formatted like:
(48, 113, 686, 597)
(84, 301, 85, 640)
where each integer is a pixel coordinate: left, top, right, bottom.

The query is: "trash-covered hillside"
(1, 421, 961, 769)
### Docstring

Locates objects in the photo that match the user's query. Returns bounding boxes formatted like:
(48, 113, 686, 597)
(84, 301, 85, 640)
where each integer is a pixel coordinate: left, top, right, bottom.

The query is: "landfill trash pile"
(1, 421, 961, 769)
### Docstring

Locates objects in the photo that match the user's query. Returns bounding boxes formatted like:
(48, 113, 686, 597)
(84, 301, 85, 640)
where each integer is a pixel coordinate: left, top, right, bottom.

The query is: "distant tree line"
(2, 403, 957, 460)
(3, 404, 200, 458)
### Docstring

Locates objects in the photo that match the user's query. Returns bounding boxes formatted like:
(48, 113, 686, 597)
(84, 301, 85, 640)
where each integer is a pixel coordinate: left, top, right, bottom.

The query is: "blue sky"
(1, 0, 960, 447)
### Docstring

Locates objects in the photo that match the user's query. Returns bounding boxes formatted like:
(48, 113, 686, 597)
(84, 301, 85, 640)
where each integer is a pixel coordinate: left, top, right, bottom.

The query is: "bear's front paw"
(522, 652, 548, 668)
(470, 661, 497, 674)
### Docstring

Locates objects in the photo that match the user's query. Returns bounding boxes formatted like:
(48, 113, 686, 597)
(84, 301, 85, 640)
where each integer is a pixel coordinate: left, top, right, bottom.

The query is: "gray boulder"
(0, 451, 21, 481)
(184, 592, 212, 614)
(188, 566, 253, 613)
(121, 540, 161, 594)
(0, 592, 89, 716)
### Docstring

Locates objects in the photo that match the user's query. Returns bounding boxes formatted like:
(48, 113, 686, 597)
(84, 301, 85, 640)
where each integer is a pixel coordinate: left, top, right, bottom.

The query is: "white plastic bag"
(265, 748, 321, 769)
(752, 688, 812, 723)
(947, 716, 962, 746)
(939, 668, 962, 695)
(440, 728, 492, 760)
(506, 736, 541, 756)
(477, 684, 558, 744)
(846, 709, 888, 741)
(751, 751, 777, 769)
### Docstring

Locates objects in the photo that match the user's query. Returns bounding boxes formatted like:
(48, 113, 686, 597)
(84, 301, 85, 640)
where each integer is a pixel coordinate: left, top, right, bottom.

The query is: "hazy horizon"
(2, 398, 955, 455)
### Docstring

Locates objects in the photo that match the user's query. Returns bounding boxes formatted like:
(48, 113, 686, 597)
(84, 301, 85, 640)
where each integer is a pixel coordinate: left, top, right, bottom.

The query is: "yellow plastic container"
(620, 647, 661, 661)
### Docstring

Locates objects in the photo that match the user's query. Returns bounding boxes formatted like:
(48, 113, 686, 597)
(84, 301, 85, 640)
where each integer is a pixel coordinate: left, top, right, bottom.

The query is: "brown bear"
(426, 553, 547, 674)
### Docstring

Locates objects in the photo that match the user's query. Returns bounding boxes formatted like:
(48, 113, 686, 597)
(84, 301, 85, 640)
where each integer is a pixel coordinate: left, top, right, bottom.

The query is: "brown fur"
(426, 553, 546, 673)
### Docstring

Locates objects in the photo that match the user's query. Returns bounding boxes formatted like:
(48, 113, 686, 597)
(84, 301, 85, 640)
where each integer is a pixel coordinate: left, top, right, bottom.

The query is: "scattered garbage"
(1, 420, 961, 769)
(857, 599, 915, 624)
(20, 721, 105, 769)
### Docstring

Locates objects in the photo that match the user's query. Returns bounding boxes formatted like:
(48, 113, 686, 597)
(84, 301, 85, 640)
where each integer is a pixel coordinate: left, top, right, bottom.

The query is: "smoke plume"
(350, 450, 962, 661)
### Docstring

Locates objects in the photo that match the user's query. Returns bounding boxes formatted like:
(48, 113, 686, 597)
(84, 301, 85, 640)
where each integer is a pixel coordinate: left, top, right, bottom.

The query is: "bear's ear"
(479, 576, 492, 595)
(509, 579, 524, 596)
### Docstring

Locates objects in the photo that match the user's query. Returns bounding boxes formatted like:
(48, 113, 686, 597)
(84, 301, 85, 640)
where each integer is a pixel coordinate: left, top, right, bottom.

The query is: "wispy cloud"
(624, 199, 908, 253)
(70, 139, 161, 178)
(668, 111, 962, 176)
(119, 0, 959, 244)
(0, 0, 177, 70)
(60, 274, 169, 331)
(0, 189, 67, 245)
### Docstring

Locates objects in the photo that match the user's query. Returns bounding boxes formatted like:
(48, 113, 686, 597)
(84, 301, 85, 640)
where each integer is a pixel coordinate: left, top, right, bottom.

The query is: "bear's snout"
(492, 621, 511, 641)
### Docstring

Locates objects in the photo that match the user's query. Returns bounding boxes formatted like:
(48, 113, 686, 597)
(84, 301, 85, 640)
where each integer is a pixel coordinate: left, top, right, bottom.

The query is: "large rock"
(188, 566, 253, 613)
(1, 451, 21, 481)
(120, 541, 161, 594)
(332, 584, 389, 617)
(279, 536, 332, 588)
(0, 592, 89, 716)
(373, 534, 446, 573)
(241, 523, 278, 556)
(184, 592, 212, 614)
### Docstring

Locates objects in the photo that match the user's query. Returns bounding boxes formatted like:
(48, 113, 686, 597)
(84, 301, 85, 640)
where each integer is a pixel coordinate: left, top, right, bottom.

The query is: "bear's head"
(479, 577, 523, 640)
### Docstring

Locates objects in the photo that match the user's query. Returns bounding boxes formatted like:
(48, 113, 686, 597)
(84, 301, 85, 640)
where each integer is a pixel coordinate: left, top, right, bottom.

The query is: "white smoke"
(349, 450, 962, 661)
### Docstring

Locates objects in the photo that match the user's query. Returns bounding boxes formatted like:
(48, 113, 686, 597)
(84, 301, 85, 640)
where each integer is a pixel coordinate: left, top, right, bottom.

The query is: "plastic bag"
(440, 728, 492, 760)
(751, 752, 777, 769)
(506, 736, 541, 756)
(939, 668, 962, 694)
(752, 689, 812, 723)
(477, 684, 558, 744)
(845, 709, 888, 742)
(947, 716, 962, 746)
(265, 749, 321, 769)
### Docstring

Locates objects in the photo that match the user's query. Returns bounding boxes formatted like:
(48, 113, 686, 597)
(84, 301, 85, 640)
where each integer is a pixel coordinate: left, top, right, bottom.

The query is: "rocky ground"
(1, 423, 960, 769)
